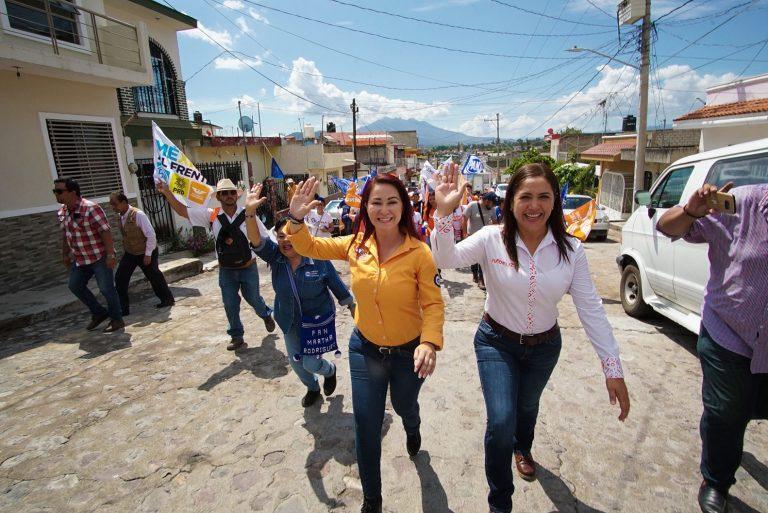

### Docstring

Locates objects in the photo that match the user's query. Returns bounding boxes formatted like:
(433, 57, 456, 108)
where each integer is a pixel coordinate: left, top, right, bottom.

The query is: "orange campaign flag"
(345, 182, 361, 209)
(564, 199, 597, 241)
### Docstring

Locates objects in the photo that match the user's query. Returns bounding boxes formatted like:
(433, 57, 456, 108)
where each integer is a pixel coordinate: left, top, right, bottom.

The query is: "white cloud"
(459, 114, 538, 138)
(214, 55, 263, 70)
(180, 22, 234, 50)
(222, 0, 244, 8)
(235, 16, 252, 35)
(248, 7, 269, 24)
(273, 58, 450, 122)
(413, 0, 479, 13)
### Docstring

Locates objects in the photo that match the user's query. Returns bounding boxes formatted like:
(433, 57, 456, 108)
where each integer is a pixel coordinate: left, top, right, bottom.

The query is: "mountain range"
(361, 117, 494, 147)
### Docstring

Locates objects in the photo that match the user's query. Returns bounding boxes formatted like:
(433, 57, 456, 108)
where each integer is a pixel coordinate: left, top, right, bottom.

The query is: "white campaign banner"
(461, 154, 485, 175)
(152, 121, 213, 208)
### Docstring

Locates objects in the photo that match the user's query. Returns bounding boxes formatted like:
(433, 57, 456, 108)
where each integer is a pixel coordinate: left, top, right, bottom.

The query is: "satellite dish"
(238, 115, 254, 133)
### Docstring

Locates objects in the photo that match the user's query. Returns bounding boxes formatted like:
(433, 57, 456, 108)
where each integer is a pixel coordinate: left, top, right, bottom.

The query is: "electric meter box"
(618, 0, 645, 25)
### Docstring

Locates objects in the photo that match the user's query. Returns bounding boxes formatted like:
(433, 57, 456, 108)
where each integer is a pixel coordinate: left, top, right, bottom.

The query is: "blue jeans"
(698, 325, 768, 492)
(68, 256, 122, 321)
(349, 330, 424, 500)
(218, 264, 271, 338)
(284, 321, 335, 392)
(474, 319, 562, 513)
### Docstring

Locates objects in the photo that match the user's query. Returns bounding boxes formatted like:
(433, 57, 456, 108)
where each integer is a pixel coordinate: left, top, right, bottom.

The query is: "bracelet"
(288, 213, 305, 224)
(244, 212, 257, 218)
(682, 204, 706, 219)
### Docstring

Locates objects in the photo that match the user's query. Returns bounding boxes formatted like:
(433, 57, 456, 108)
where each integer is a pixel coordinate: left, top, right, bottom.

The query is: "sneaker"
(302, 390, 321, 407)
(407, 430, 421, 458)
(514, 451, 536, 481)
(86, 313, 109, 331)
(102, 320, 125, 333)
(360, 496, 382, 513)
(227, 337, 245, 351)
(323, 364, 337, 396)
(262, 314, 276, 333)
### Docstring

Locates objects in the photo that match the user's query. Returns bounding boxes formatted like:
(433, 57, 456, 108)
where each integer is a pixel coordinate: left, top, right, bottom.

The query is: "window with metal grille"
(4, 0, 81, 45)
(45, 119, 122, 198)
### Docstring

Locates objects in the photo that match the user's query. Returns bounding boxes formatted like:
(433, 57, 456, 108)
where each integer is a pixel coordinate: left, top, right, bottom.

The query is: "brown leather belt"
(482, 312, 559, 346)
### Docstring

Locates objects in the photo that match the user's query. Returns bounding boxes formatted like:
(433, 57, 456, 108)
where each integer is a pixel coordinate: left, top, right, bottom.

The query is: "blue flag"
(271, 157, 285, 179)
(560, 183, 569, 207)
(460, 154, 485, 175)
(330, 176, 352, 194)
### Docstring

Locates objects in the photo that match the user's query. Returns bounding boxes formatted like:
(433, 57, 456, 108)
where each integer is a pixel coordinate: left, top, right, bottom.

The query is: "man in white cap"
(157, 178, 275, 350)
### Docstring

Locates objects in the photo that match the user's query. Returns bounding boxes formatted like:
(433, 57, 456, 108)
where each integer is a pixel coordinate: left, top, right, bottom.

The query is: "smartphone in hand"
(706, 191, 736, 215)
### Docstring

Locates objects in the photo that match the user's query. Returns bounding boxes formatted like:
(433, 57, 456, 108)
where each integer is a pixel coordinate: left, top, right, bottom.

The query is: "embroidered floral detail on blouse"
(601, 356, 624, 378)
(435, 214, 453, 235)
(525, 257, 537, 334)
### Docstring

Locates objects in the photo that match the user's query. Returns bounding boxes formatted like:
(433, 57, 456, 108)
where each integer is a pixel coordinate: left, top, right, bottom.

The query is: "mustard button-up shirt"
(287, 223, 445, 349)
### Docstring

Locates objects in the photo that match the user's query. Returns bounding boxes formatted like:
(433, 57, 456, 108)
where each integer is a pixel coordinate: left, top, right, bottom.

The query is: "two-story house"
(0, 0, 196, 291)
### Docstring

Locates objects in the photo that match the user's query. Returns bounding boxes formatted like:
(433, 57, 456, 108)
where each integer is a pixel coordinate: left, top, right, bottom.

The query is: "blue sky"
(172, 0, 768, 141)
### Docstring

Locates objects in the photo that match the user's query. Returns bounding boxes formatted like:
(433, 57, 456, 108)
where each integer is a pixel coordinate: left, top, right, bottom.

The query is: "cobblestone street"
(1, 239, 765, 513)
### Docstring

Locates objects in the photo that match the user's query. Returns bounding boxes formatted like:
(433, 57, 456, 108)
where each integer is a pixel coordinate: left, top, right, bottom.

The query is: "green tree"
(505, 148, 556, 174)
(553, 163, 597, 196)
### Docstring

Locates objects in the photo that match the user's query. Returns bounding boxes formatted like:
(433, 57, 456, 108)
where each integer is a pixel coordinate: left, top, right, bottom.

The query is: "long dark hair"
(348, 174, 421, 254)
(501, 163, 573, 269)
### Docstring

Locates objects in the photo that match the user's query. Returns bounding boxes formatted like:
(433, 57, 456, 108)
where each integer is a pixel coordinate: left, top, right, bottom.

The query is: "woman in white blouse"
(431, 162, 630, 513)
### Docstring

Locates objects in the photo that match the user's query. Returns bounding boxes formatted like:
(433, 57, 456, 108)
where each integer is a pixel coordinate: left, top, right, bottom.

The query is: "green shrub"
(168, 227, 215, 256)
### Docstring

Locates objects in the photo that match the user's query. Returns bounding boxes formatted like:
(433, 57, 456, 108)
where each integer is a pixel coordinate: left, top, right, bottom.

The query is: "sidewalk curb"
(0, 256, 212, 334)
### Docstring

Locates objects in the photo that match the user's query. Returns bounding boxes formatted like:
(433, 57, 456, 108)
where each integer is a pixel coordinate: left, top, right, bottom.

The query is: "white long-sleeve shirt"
(430, 214, 623, 378)
(120, 209, 156, 256)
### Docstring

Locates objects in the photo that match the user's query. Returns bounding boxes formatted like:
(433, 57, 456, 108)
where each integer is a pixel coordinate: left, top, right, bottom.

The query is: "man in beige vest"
(109, 193, 175, 316)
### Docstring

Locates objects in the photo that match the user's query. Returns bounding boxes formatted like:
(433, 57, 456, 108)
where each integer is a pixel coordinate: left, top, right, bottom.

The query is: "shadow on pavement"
(633, 314, 698, 357)
(413, 451, 455, 513)
(197, 334, 289, 391)
(729, 496, 764, 513)
(302, 395, 393, 509)
(537, 465, 606, 513)
(441, 279, 473, 299)
(601, 297, 622, 306)
(78, 331, 133, 359)
(741, 452, 768, 491)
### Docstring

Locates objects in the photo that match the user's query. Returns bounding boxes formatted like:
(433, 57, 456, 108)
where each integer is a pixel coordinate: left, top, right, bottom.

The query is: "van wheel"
(620, 265, 652, 318)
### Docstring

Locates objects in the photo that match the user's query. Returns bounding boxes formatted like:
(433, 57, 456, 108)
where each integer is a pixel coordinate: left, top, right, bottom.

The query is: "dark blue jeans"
(349, 330, 424, 500)
(218, 263, 271, 338)
(698, 325, 768, 493)
(68, 256, 122, 321)
(474, 319, 562, 513)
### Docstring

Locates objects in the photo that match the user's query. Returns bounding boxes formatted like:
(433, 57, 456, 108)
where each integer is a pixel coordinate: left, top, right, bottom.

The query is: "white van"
(617, 138, 768, 334)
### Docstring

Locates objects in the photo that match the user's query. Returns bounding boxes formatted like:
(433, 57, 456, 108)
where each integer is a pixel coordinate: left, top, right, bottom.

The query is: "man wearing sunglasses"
(55, 178, 124, 333)
(157, 178, 275, 350)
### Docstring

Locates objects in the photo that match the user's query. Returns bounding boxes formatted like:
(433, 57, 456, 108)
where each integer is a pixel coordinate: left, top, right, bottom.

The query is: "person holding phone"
(284, 175, 444, 513)
(657, 183, 768, 513)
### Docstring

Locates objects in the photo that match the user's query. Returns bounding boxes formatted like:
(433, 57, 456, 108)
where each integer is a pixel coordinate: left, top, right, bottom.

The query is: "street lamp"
(567, 43, 648, 211)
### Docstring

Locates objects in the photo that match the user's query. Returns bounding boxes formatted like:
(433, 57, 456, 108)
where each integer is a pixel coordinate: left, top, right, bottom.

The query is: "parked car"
(494, 183, 508, 200)
(562, 194, 610, 241)
(324, 199, 344, 235)
(616, 138, 768, 334)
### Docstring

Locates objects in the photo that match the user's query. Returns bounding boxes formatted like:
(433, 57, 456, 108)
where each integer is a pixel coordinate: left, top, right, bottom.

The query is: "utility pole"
(484, 113, 501, 183)
(238, 100, 250, 181)
(257, 102, 265, 185)
(633, 0, 651, 208)
(351, 98, 359, 180)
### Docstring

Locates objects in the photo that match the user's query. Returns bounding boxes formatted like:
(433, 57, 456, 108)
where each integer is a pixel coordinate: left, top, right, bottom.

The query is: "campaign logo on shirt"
(434, 273, 443, 287)
(304, 270, 320, 278)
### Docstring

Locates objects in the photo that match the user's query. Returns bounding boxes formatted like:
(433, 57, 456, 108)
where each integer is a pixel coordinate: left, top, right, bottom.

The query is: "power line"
(239, 0, 574, 60)
(655, 1, 753, 26)
(653, 0, 696, 23)
(737, 39, 768, 77)
(585, 0, 615, 19)
(489, 0, 615, 28)
(326, 0, 614, 37)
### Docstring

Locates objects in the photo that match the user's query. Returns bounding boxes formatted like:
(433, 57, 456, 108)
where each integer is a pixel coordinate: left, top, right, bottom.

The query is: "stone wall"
(0, 199, 136, 292)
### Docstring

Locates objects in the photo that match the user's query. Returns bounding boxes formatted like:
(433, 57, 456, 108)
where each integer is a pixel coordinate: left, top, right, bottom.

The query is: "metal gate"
(135, 158, 175, 244)
(600, 171, 625, 220)
(196, 161, 243, 187)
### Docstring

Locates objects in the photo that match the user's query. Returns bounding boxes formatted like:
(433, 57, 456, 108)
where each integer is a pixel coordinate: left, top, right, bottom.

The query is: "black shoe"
(227, 337, 245, 351)
(86, 313, 109, 331)
(155, 300, 175, 308)
(103, 320, 125, 333)
(698, 481, 727, 513)
(262, 314, 276, 333)
(407, 430, 421, 457)
(361, 496, 382, 513)
(323, 365, 337, 396)
(302, 390, 321, 407)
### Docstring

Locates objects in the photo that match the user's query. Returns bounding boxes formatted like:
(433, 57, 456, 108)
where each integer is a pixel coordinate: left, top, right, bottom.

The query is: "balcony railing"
(4, 0, 143, 72)
(131, 79, 182, 115)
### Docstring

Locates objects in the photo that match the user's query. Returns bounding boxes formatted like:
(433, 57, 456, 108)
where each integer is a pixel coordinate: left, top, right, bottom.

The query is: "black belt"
(355, 329, 420, 355)
(482, 312, 559, 346)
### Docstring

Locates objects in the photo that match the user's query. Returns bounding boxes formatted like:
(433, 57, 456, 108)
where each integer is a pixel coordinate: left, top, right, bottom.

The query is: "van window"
(650, 166, 694, 208)
(706, 152, 768, 188)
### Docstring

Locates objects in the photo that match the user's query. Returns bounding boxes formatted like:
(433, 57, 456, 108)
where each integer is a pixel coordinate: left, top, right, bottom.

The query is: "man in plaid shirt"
(56, 178, 124, 332)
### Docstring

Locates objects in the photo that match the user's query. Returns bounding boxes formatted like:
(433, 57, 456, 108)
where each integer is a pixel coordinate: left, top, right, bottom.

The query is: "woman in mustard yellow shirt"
(285, 174, 444, 513)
